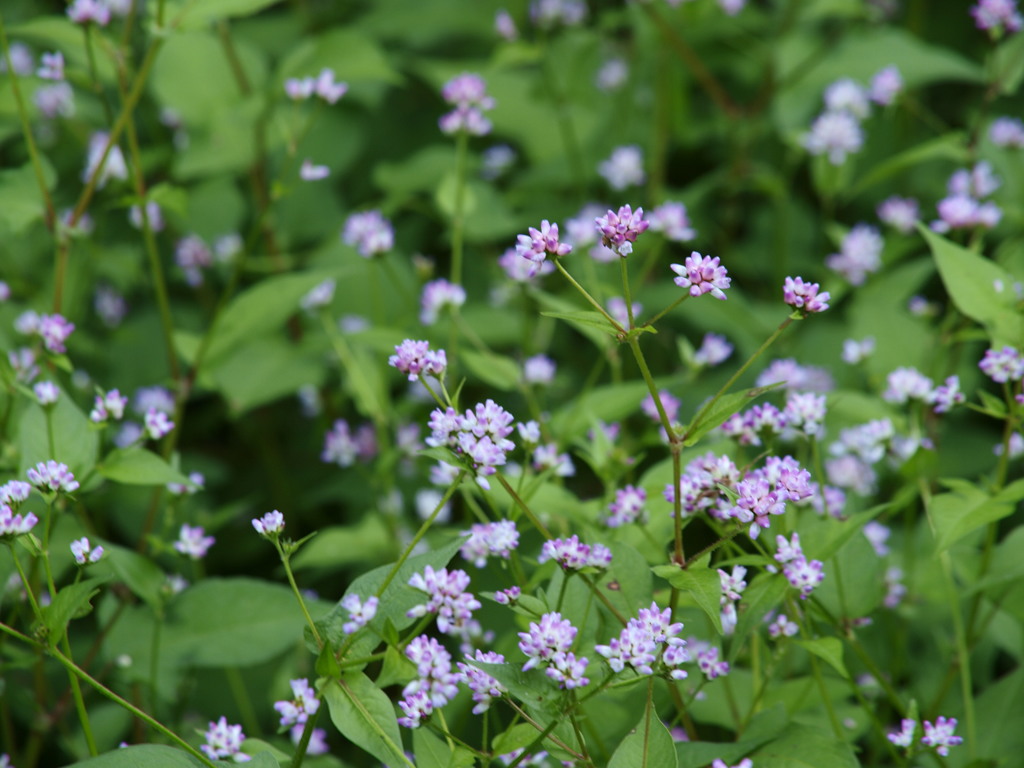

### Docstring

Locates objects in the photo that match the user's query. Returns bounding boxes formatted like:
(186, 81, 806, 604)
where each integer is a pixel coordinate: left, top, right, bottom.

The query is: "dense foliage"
(2, 0, 1024, 767)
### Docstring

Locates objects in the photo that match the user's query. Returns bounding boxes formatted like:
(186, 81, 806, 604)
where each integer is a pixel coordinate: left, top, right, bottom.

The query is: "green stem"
(450, 130, 469, 286)
(619, 258, 635, 329)
(642, 293, 687, 330)
(495, 472, 552, 539)
(553, 260, 625, 334)
(277, 541, 323, 648)
(290, 702, 322, 768)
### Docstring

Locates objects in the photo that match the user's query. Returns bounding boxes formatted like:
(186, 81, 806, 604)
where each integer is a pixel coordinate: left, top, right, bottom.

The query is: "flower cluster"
(406, 565, 482, 637)
(803, 68, 902, 164)
(598, 145, 645, 190)
(606, 485, 647, 527)
(538, 535, 612, 570)
(201, 717, 249, 762)
(783, 276, 830, 313)
(518, 612, 589, 689)
(727, 456, 812, 538)
(388, 339, 448, 381)
(321, 419, 377, 467)
(826, 224, 883, 285)
(252, 510, 285, 537)
(0, 504, 38, 539)
(932, 161, 1002, 233)
(274, 678, 320, 728)
(979, 345, 1024, 382)
(426, 399, 516, 488)
(690, 639, 730, 680)
(664, 451, 741, 520)
(877, 196, 919, 233)
(439, 73, 495, 135)
(971, 0, 1022, 36)
(342, 210, 394, 257)
(647, 201, 696, 242)
(456, 650, 507, 714)
(774, 533, 825, 599)
(719, 565, 747, 634)
(397, 635, 460, 728)
(595, 205, 649, 257)
(460, 520, 519, 567)
(174, 524, 214, 559)
(340, 593, 379, 634)
(694, 333, 733, 367)
(670, 252, 731, 300)
(990, 116, 1024, 147)
(27, 461, 79, 494)
(595, 602, 689, 679)
(284, 68, 348, 103)
(89, 389, 129, 423)
(70, 537, 104, 565)
(420, 279, 466, 325)
(515, 220, 572, 276)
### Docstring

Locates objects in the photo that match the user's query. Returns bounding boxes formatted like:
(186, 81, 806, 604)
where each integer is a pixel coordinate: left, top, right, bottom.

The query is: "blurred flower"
(299, 159, 329, 181)
(647, 201, 696, 242)
(34, 82, 75, 119)
(440, 73, 494, 136)
(129, 201, 164, 232)
(598, 146, 645, 190)
(990, 116, 1024, 147)
(694, 333, 733, 367)
(200, 717, 249, 762)
(67, 0, 111, 25)
(523, 354, 556, 385)
(670, 252, 731, 300)
(340, 594, 378, 634)
(922, 716, 963, 757)
(877, 195, 919, 233)
(175, 235, 212, 287)
(174, 524, 214, 559)
(841, 336, 875, 364)
(826, 224, 883, 285)
(252, 510, 285, 537)
(607, 296, 641, 327)
(37, 52, 64, 81)
(530, 0, 587, 28)
(28, 461, 79, 494)
(870, 65, 903, 105)
(321, 419, 377, 466)
(803, 110, 863, 165)
(824, 78, 871, 119)
(887, 718, 916, 748)
(144, 408, 174, 440)
(971, 0, 1022, 36)
(596, 58, 628, 91)
(481, 144, 516, 179)
(82, 131, 128, 187)
(515, 220, 571, 275)
(495, 8, 518, 39)
(33, 381, 59, 405)
(342, 210, 394, 257)
(70, 537, 104, 565)
(274, 678, 320, 728)
(389, 339, 447, 381)
(0, 42, 34, 75)
(420, 279, 466, 325)
(300, 279, 335, 312)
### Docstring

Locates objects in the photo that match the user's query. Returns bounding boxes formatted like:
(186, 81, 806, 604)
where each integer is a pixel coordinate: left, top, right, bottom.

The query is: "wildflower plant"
(0, 2, 1020, 768)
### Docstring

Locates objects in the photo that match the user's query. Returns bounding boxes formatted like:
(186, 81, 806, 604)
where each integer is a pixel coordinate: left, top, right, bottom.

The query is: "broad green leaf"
(44, 577, 107, 646)
(97, 448, 191, 487)
(413, 727, 453, 768)
(101, 545, 166, 608)
(0, 158, 56, 234)
(291, 516, 395, 572)
(608, 712, 678, 768)
(162, 578, 326, 667)
(676, 704, 787, 768)
(533, 289, 613, 349)
(965, 527, 1024, 596)
(848, 133, 969, 198)
(931, 478, 1024, 551)
(64, 744, 207, 767)
(374, 145, 455, 196)
(730, 574, 788, 662)
(795, 637, 849, 679)
(683, 384, 780, 447)
(461, 349, 522, 392)
(493, 723, 543, 756)
(974, 666, 1024, 762)
(549, 380, 651, 439)
(654, 564, 724, 635)
(17, 395, 98, 480)
(603, 541, 654, 621)
(207, 335, 325, 416)
(751, 722, 859, 767)
(324, 671, 409, 768)
(164, 0, 285, 28)
(922, 226, 1024, 347)
(540, 309, 621, 338)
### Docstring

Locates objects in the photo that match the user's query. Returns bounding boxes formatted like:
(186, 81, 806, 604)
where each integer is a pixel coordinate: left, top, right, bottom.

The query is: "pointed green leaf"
(683, 384, 780, 447)
(541, 309, 621, 338)
(795, 637, 849, 679)
(324, 671, 409, 768)
(461, 349, 522, 392)
(413, 727, 452, 768)
(98, 448, 191, 487)
(43, 577, 107, 646)
(654, 565, 723, 635)
(608, 712, 678, 768)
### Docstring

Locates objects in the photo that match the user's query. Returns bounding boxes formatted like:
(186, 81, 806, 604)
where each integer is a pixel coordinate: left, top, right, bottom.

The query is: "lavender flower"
(321, 419, 377, 466)
(826, 224, 883, 285)
(670, 252, 731, 300)
(595, 204, 649, 257)
(515, 220, 572, 274)
(922, 716, 963, 756)
(595, 602, 688, 679)
(426, 399, 516, 488)
(498, 247, 554, 282)
(979, 345, 1024, 382)
(598, 146, 645, 190)
(803, 111, 863, 165)
(712, 760, 752, 768)
(530, 0, 588, 29)
(460, 520, 519, 567)
(518, 612, 589, 688)
(407, 565, 481, 636)
(481, 144, 517, 179)
(439, 73, 495, 136)
(930, 375, 965, 413)
(824, 78, 871, 119)
(70, 537, 104, 565)
(782, 392, 826, 438)
(37, 313, 75, 354)
(607, 485, 648, 527)
(695, 644, 730, 679)
(144, 408, 174, 440)
(882, 366, 935, 404)
(0, 505, 39, 538)
(768, 614, 798, 638)
(89, 389, 128, 423)
(273, 678, 319, 728)
(27, 461, 79, 494)
(596, 58, 628, 91)
(342, 210, 394, 257)
(642, 390, 681, 424)
(200, 717, 249, 762)
(0, 481, 32, 507)
(784, 556, 825, 599)
(693, 333, 733, 367)
(398, 635, 460, 728)
(67, 0, 111, 25)
(299, 159, 329, 181)
(495, 9, 518, 39)
(82, 131, 128, 187)
(887, 718, 916, 748)
(756, 358, 834, 393)
(990, 116, 1024, 148)
(174, 235, 212, 287)
(252, 510, 285, 537)
(37, 51, 64, 81)
(841, 337, 875, 364)
(647, 201, 696, 242)
(299, 279, 335, 312)
(174, 524, 214, 559)
(877, 196, 919, 233)
(388, 339, 447, 382)
(340, 594, 379, 634)
(456, 650, 507, 714)
(523, 354, 556, 385)
(783, 276, 830, 313)
(884, 566, 907, 608)
(863, 521, 891, 557)
(34, 381, 59, 406)
(869, 65, 903, 105)
(539, 535, 612, 570)
(420, 279, 466, 325)
(971, 0, 1023, 35)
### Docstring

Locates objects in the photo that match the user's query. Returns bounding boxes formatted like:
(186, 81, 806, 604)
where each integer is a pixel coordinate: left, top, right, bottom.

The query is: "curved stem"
(553, 261, 625, 334)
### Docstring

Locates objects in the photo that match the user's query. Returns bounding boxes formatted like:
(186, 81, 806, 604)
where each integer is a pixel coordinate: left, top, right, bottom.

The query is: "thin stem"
(495, 473, 552, 539)
(619, 258, 635, 329)
(450, 131, 469, 286)
(290, 703, 322, 768)
(553, 260, 626, 334)
(276, 540, 323, 648)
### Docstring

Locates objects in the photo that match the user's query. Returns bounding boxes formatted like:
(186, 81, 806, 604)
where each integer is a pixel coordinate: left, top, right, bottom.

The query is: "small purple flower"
(648, 201, 696, 243)
(784, 556, 825, 599)
(420, 279, 466, 325)
(930, 375, 965, 413)
(94, 285, 127, 328)
(693, 333, 733, 367)
(284, 76, 315, 100)
(530, 0, 588, 28)
(863, 521, 890, 557)
(0, 504, 39, 538)
(313, 68, 347, 104)
(175, 235, 212, 287)
(598, 145, 645, 190)
(144, 408, 174, 440)
(607, 485, 647, 527)
(89, 389, 128, 423)
(595, 204, 649, 257)
(803, 110, 863, 165)
(82, 131, 128, 188)
(481, 144, 516, 179)
(200, 716, 249, 762)
(877, 196, 919, 233)
(595, 58, 628, 91)
(921, 716, 962, 756)
(824, 78, 870, 119)
(342, 210, 394, 258)
(971, 0, 1023, 36)
(869, 65, 902, 105)
(595, 602, 687, 679)
(460, 520, 519, 567)
(990, 116, 1024, 148)
(979, 345, 1024, 382)
(670, 252, 731, 300)
(406, 565, 481, 637)
(34, 381, 59, 406)
(887, 718, 916, 748)
(37, 314, 75, 354)
(523, 354, 556, 385)
(129, 201, 164, 232)
(252, 510, 285, 537)
(498, 247, 554, 282)
(495, 8, 518, 39)
(321, 419, 377, 466)
(27, 461, 79, 494)
(539, 535, 612, 570)
(456, 650, 508, 714)
(756, 358, 835, 393)
(398, 635, 460, 728)
(388, 339, 447, 382)
(495, 585, 521, 605)
(70, 537, 104, 565)
(884, 566, 907, 608)
(299, 159, 329, 181)
(768, 614, 798, 638)
(532, 443, 575, 476)
(783, 391, 826, 438)
(882, 366, 935, 404)
(826, 224, 883, 285)
(174, 524, 215, 559)
(340, 594, 379, 634)
(518, 611, 589, 688)
(841, 337, 875, 364)
(696, 645, 730, 680)
(34, 82, 75, 119)
(641, 390, 681, 424)
(67, 0, 111, 25)
(274, 678, 320, 728)
(515, 220, 572, 273)
(439, 73, 494, 136)
(0, 481, 32, 507)
(783, 276, 830, 313)
(37, 51, 65, 81)
(300, 279, 335, 312)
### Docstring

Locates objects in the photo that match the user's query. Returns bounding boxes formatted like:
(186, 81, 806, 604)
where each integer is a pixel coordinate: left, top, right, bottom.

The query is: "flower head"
(340, 594, 379, 634)
(595, 205, 649, 257)
(922, 716, 962, 756)
(783, 276, 830, 313)
(598, 145, 645, 190)
(174, 524, 214, 560)
(0, 504, 39, 539)
(515, 220, 572, 274)
(670, 252, 731, 300)
(201, 717, 249, 762)
(803, 110, 863, 165)
(388, 339, 447, 381)
(70, 537, 104, 565)
(274, 678, 320, 728)
(27, 461, 79, 494)
(342, 210, 394, 257)
(252, 510, 285, 537)
(420, 279, 466, 325)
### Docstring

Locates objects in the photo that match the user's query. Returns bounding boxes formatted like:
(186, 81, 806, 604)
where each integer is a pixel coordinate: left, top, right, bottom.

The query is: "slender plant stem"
(290, 702, 322, 768)
(277, 541, 323, 648)
(450, 130, 469, 286)
(554, 260, 625, 334)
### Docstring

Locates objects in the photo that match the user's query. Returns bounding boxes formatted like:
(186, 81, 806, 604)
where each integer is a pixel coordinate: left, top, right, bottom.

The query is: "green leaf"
(324, 671, 409, 768)
(460, 349, 522, 392)
(413, 727, 453, 768)
(164, 0, 285, 28)
(794, 637, 849, 679)
(97, 448, 191, 487)
(654, 565, 723, 635)
(682, 384, 780, 447)
(921, 226, 1024, 347)
(64, 744, 207, 767)
(0, 157, 56, 234)
(291, 516, 395, 572)
(540, 309, 621, 338)
(848, 133, 969, 198)
(931, 478, 1024, 551)
(162, 578, 326, 667)
(751, 722, 859, 767)
(17, 396, 98, 480)
(207, 335, 325, 416)
(533, 289, 613, 349)
(102, 545, 166, 608)
(729, 574, 789, 662)
(44, 577, 107, 646)
(602, 542, 654, 621)
(492, 723, 543, 756)
(608, 712, 678, 768)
